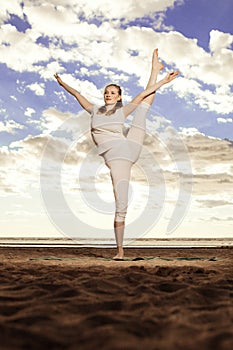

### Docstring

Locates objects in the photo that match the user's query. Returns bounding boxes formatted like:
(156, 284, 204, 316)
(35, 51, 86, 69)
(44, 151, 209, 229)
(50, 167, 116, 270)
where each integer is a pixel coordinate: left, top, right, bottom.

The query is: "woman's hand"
(163, 71, 179, 84)
(54, 73, 93, 112)
(54, 73, 63, 86)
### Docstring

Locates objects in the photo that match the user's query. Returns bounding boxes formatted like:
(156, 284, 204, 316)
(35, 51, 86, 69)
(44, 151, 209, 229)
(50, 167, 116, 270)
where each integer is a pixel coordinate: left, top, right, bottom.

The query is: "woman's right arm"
(123, 71, 179, 117)
(54, 74, 94, 113)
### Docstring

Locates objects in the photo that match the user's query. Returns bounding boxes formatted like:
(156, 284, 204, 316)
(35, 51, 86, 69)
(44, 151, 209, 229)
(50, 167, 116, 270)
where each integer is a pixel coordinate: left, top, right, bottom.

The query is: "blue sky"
(0, 0, 232, 144)
(0, 0, 233, 240)
(165, 0, 232, 48)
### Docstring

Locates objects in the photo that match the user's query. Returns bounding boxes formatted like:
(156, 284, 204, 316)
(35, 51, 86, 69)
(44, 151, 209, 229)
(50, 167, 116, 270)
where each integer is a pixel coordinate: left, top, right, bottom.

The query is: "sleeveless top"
(90, 105, 125, 155)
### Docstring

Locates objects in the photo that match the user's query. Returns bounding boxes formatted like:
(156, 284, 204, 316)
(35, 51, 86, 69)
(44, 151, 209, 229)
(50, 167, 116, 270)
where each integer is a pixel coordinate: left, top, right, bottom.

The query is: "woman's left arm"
(122, 71, 179, 117)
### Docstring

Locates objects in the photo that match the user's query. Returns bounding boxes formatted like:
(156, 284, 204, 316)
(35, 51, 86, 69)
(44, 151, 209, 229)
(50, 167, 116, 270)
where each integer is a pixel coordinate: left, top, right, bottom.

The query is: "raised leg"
(126, 49, 164, 163)
(126, 101, 150, 163)
(144, 48, 164, 106)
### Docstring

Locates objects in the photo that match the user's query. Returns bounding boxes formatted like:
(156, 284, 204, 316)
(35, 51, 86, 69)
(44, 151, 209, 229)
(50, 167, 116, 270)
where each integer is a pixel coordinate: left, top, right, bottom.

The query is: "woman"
(54, 49, 178, 259)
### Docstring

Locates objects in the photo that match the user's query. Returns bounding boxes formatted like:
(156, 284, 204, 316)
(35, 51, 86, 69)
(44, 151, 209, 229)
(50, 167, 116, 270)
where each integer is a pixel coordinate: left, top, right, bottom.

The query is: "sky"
(0, 0, 233, 242)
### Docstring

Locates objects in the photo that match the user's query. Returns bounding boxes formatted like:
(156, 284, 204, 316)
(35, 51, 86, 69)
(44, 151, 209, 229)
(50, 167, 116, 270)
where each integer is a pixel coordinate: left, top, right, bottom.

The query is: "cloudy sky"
(0, 0, 233, 242)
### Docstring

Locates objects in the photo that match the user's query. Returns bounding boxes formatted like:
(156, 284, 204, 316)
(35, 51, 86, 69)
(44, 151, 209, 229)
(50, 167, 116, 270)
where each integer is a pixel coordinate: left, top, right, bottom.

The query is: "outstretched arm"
(123, 71, 179, 117)
(54, 74, 94, 113)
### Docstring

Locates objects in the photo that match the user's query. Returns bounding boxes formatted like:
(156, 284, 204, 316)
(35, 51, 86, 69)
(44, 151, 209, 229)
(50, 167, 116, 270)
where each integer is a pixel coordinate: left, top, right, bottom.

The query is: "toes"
(153, 48, 159, 58)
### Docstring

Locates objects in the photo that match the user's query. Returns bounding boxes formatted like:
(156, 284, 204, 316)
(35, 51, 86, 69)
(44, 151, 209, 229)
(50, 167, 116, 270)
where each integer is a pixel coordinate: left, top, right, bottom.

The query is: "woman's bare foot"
(113, 246, 124, 260)
(153, 48, 164, 71)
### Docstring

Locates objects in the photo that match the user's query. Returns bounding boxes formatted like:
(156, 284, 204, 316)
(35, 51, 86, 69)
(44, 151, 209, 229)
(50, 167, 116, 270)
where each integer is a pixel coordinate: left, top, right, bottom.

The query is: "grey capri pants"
(103, 102, 150, 222)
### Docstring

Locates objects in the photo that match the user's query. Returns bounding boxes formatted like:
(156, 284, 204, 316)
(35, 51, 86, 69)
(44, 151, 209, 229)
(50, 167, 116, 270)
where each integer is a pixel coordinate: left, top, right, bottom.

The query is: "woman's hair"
(98, 84, 123, 116)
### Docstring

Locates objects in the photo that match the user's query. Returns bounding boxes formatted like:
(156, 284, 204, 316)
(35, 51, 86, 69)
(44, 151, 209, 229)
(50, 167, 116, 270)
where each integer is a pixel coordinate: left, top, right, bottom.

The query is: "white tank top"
(91, 105, 125, 155)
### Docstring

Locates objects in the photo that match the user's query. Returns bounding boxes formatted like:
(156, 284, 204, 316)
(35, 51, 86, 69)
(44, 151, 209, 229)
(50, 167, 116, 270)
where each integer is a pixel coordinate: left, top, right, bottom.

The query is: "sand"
(0, 247, 232, 350)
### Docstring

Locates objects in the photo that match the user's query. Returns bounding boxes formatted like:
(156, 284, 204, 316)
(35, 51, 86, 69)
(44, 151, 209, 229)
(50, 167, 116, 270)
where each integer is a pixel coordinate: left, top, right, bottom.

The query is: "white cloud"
(25, 107, 36, 117)
(0, 108, 232, 237)
(0, 1, 232, 118)
(209, 30, 233, 53)
(27, 82, 45, 96)
(203, 163, 232, 176)
(217, 117, 233, 124)
(23, 3, 78, 38)
(40, 107, 75, 134)
(179, 127, 205, 137)
(0, 1, 23, 22)
(22, 0, 183, 22)
(173, 77, 233, 115)
(39, 108, 93, 152)
(0, 120, 25, 134)
(0, 24, 50, 73)
(55, 74, 102, 104)
(0, 137, 46, 196)
(1, 1, 233, 238)
(39, 61, 65, 80)
(0, 108, 6, 114)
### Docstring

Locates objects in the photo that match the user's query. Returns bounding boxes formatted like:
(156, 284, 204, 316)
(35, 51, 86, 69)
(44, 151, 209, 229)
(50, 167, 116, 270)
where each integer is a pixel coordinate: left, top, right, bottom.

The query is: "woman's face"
(104, 86, 121, 105)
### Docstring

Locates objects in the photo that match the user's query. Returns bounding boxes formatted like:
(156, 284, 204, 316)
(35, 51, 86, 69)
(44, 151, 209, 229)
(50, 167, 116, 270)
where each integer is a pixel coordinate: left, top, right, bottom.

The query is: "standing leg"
(106, 159, 133, 259)
(114, 222, 125, 260)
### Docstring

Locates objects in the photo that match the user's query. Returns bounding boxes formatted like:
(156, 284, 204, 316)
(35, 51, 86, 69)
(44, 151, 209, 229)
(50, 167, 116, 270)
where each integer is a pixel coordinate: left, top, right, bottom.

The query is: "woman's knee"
(115, 212, 126, 222)
(114, 219, 125, 226)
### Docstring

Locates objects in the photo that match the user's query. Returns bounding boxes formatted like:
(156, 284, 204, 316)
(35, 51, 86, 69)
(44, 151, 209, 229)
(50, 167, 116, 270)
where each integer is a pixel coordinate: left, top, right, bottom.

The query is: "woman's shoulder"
(91, 104, 101, 115)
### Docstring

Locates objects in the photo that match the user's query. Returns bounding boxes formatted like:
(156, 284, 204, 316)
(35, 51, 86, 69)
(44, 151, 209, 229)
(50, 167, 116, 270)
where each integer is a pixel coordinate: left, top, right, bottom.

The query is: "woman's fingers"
(170, 71, 179, 77)
(54, 73, 62, 84)
(54, 73, 62, 85)
(166, 71, 179, 82)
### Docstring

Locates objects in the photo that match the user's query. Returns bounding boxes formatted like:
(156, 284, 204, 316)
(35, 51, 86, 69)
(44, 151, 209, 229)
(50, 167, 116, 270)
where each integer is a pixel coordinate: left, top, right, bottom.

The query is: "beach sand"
(0, 247, 232, 350)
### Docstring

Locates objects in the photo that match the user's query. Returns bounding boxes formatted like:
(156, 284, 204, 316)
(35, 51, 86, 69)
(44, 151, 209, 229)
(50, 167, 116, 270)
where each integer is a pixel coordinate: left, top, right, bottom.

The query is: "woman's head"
(98, 84, 123, 115)
(104, 84, 122, 106)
